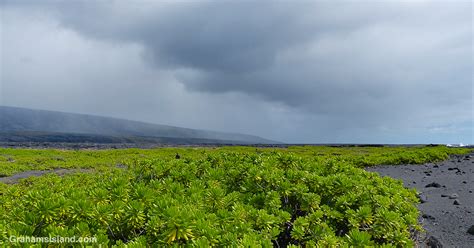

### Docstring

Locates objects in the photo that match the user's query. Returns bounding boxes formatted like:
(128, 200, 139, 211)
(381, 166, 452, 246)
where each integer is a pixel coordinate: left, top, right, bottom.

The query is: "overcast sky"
(1, 0, 472, 144)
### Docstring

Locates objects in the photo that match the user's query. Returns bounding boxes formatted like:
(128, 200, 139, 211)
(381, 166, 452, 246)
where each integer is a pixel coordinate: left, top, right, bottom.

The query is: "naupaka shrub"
(0, 151, 421, 247)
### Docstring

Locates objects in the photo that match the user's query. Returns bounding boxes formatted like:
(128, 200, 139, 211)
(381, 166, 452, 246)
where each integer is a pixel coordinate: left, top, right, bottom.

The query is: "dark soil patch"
(0, 168, 93, 184)
(367, 153, 474, 248)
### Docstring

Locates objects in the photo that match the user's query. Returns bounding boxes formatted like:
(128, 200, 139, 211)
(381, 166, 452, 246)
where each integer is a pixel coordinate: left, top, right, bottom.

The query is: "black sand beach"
(367, 153, 474, 247)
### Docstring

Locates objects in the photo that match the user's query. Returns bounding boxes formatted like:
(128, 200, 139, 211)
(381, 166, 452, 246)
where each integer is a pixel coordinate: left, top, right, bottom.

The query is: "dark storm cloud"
(50, 1, 318, 73)
(42, 1, 471, 112)
(1, 0, 472, 143)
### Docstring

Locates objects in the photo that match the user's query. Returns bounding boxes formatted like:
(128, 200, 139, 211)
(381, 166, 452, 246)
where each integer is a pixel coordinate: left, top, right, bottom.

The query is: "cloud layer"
(1, 1, 472, 143)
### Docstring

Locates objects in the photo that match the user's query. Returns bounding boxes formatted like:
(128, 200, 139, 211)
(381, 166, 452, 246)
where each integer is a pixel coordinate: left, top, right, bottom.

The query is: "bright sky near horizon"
(1, 0, 472, 144)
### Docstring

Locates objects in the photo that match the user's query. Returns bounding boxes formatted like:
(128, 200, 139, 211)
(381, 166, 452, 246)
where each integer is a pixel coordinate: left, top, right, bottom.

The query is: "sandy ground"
(367, 153, 474, 248)
(0, 168, 92, 184)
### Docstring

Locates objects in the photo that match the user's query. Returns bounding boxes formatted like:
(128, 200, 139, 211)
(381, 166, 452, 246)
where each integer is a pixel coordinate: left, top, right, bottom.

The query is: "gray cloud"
(1, 1, 472, 143)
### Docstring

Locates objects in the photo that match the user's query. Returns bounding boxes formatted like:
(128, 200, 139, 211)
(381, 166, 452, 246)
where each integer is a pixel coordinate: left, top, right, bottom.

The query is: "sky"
(0, 0, 472, 144)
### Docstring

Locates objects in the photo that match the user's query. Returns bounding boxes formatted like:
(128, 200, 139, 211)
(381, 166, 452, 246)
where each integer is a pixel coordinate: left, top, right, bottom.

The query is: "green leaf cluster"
(0, 148, 432, 247)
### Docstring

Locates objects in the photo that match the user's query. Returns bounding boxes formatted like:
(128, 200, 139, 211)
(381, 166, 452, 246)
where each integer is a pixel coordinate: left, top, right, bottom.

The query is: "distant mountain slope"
(0, 106, 276, 144)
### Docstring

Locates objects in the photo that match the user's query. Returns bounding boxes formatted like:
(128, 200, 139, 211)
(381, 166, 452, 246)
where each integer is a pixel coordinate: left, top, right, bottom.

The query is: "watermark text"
(6, 235, 97, 244)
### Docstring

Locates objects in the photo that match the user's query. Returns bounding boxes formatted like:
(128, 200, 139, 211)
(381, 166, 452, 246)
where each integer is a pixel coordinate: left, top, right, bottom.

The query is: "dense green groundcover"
(0, 146, 471, 247)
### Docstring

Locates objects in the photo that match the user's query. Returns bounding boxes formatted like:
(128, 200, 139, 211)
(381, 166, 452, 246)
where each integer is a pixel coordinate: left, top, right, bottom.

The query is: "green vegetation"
(0, 146, 471, 247)
(0, 146, 468, 177)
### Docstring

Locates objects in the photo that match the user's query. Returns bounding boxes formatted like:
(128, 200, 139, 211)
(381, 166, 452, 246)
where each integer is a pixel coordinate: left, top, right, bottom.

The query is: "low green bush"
(1, 152, 421, 247)
(0, 146, 470, 247)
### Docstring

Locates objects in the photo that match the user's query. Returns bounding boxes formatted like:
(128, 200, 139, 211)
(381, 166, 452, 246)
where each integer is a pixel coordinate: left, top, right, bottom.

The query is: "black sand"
(367, 153, 474, 247)
(0, 168, 92, 184)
